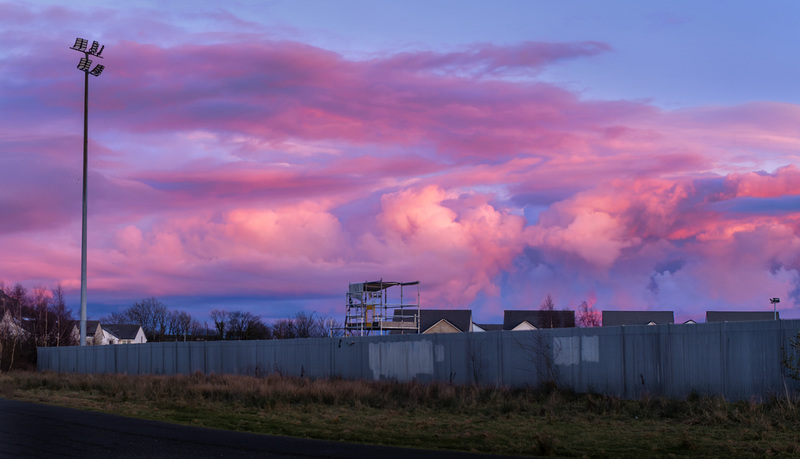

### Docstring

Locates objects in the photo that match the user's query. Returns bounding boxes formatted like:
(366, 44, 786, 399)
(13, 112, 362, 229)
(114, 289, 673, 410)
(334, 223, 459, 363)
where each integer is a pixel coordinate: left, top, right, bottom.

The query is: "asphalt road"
(0, 398, 530, 458)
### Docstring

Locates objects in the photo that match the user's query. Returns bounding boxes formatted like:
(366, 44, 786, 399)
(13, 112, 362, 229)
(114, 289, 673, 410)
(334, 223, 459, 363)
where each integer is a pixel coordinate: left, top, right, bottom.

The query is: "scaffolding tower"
(344, 280, 420, 336)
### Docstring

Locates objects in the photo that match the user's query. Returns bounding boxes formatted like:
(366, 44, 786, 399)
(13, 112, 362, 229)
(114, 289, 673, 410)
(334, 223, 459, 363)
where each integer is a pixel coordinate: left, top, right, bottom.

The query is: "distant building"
(503, 310, 575, 330)
(602, 311, 674, 327)
(420, 309, 473, 333)
(102, 324, 147, 344)
(472, 323, 503, 332)
(706, 311, 779, 323)
(393, 309, 474, 334)
(0, 309, 30, 341)
(70, 321, 146, 345)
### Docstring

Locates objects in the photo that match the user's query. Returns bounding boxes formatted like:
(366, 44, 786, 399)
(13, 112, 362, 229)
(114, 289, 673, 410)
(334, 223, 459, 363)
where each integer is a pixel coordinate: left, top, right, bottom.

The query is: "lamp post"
(771, 297, 780, 321)
(70, 38, 105, 346)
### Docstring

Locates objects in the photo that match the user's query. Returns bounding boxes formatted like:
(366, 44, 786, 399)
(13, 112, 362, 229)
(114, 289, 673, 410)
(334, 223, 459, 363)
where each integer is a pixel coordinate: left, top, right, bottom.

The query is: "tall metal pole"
(80, 68, 89, 346)
(71, 38, 105, 346)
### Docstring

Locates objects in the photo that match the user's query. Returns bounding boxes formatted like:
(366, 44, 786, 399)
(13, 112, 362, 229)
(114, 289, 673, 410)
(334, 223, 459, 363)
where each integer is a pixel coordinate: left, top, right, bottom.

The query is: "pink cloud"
(726, 165, 800, 198)
(2, 4, 800, 323)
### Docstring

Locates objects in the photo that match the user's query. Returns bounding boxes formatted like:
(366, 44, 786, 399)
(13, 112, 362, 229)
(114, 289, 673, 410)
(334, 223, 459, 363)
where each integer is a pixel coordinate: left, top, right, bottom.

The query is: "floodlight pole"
(80, 65, 90, 346)
(70, 38, 105, 346)
(771, 297, 780, 321)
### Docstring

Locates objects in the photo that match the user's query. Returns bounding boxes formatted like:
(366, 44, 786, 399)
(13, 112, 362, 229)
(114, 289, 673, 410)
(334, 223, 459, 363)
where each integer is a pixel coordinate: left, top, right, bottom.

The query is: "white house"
(70, 321, 146, 345)
(0, 309, 30, 341)
(101, 324, 147, 344)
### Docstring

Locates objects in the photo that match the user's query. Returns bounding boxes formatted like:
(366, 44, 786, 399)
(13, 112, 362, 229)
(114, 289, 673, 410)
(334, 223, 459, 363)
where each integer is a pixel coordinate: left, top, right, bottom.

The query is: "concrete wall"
(38, 319, 800, 400)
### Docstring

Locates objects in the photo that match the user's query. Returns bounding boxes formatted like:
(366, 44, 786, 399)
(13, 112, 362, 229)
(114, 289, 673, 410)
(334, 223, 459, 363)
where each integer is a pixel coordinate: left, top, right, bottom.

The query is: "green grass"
(2, 371, 800, 457)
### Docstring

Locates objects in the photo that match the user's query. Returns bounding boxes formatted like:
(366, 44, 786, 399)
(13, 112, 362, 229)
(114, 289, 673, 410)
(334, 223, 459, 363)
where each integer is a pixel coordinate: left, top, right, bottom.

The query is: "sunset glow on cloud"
(2, 1, 799, 323)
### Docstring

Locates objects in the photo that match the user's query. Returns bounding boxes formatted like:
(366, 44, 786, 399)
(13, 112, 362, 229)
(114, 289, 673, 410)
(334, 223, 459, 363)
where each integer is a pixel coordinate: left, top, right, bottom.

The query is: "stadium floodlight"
(77, 57, 92, 72)
(71, 38, 88, 52)
(70, 37, 106, 346)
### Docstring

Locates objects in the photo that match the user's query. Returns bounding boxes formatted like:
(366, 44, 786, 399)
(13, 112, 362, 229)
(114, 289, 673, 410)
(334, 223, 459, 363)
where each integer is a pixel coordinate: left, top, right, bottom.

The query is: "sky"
(1, 1, 799, 325)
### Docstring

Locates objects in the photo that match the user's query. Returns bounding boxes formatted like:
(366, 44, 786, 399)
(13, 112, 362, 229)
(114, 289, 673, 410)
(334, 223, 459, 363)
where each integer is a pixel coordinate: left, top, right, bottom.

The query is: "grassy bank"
(2, 371, 800, 457)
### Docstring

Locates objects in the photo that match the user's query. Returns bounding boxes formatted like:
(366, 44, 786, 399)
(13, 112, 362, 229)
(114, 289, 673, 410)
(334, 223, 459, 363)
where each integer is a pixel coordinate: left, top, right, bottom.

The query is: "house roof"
(420, 309, 472, 333)
(102, 324, 143, 340)
(70, 320, 101, 336)
(475, 323, 503, 332)
(503, 310, 575, 330)
(423, 318, 462, 334)
(602, 311, 674, 326)
(706, 311, 779, 323)
(394, 309, 472, 333)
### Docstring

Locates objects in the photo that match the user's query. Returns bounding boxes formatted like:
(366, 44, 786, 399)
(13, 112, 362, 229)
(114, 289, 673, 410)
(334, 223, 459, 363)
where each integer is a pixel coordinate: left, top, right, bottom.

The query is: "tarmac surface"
(0, 398, 531, 458)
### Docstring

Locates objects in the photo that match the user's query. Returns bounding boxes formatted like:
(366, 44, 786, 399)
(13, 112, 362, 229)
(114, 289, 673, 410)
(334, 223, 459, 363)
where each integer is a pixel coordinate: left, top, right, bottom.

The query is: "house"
(602, 310, 674, 327)
(706, 311, 779, 323)
(420, 309, 473, 333)
(101, 324, 147, 344)
(70, 320, 103, 345)
(503, 310, 575, 330)
(0, 309, 30, 341)
(70, 321, 146, 345)
(392, 309, 474, 334)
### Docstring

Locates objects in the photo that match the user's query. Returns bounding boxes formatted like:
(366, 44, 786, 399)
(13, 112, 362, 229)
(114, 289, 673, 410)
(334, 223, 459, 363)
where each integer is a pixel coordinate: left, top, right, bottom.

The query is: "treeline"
(104, 297, 342, 342)
(0, 282, 76, 371)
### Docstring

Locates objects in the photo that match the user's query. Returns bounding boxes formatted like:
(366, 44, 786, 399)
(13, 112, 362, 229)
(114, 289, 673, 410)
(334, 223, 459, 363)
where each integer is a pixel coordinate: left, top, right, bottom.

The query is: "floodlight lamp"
(771, 298, 780, 304)
(95, 45, 105, 58)
(77, 57, 92, 71)
(88, 41, 99, 55)
(89, 65, 105, 77)
(71, 38, 88, 51)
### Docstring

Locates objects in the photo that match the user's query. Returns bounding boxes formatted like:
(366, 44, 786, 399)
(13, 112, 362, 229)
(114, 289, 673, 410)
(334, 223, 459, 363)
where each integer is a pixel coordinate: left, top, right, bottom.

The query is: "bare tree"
(50, 285, 76, 347)
(108, 297, 169, 342)
(576, 301, 601, 327)
(167, 310, 197, 341)
(227, 311, 268, 340)
(516, 332, 562, 391)
(293, 311, 322, 338)
(209, 309, 228, 340)
(539, 294, 560, 328)
(272, 318, 295, 339)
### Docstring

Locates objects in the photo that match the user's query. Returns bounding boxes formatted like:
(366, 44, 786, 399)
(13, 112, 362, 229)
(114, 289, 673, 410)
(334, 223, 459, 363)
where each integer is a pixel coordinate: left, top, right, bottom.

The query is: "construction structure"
(344, 280, 420, 336)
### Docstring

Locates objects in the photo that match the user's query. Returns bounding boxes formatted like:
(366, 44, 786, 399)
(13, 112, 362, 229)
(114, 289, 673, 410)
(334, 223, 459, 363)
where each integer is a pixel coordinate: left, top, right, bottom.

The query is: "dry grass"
(3, 371, 800, 457)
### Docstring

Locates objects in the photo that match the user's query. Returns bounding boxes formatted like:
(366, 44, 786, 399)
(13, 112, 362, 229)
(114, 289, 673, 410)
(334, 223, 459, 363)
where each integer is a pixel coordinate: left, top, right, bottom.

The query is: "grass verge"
(2, 371, 800, 457)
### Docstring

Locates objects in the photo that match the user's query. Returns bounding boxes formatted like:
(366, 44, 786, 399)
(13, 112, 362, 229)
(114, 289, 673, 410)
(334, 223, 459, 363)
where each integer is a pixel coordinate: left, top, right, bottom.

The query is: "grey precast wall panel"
(297, 337, 333, 379)
(332, 335, 370, 380)
(189, 342, 206, 374)
(724, 321, 785, 399)
(118, 343, 139, 374)
(99, 345, 115, 374)
(236, 341, 258, 375)
(501, 330, 546, 387)
(35, 319, 800, 400)
(255, 340, 275, 375)
(205, 341, 223, 374)
(175, 342, 193, 374)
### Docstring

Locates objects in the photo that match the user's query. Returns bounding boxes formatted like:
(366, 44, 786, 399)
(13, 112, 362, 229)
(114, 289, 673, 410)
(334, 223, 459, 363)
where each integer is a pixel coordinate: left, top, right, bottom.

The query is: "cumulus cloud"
(1, 4, 799, 322)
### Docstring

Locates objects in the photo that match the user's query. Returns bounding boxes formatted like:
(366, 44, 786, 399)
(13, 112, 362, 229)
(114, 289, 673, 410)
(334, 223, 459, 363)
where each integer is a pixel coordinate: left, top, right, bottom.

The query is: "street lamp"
(770, 298, 780, 321)
(70, 38, 105, 346)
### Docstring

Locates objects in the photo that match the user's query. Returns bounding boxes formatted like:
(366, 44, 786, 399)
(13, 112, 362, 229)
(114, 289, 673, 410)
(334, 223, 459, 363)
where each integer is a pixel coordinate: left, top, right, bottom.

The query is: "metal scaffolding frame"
(344, 280, 420, 336)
